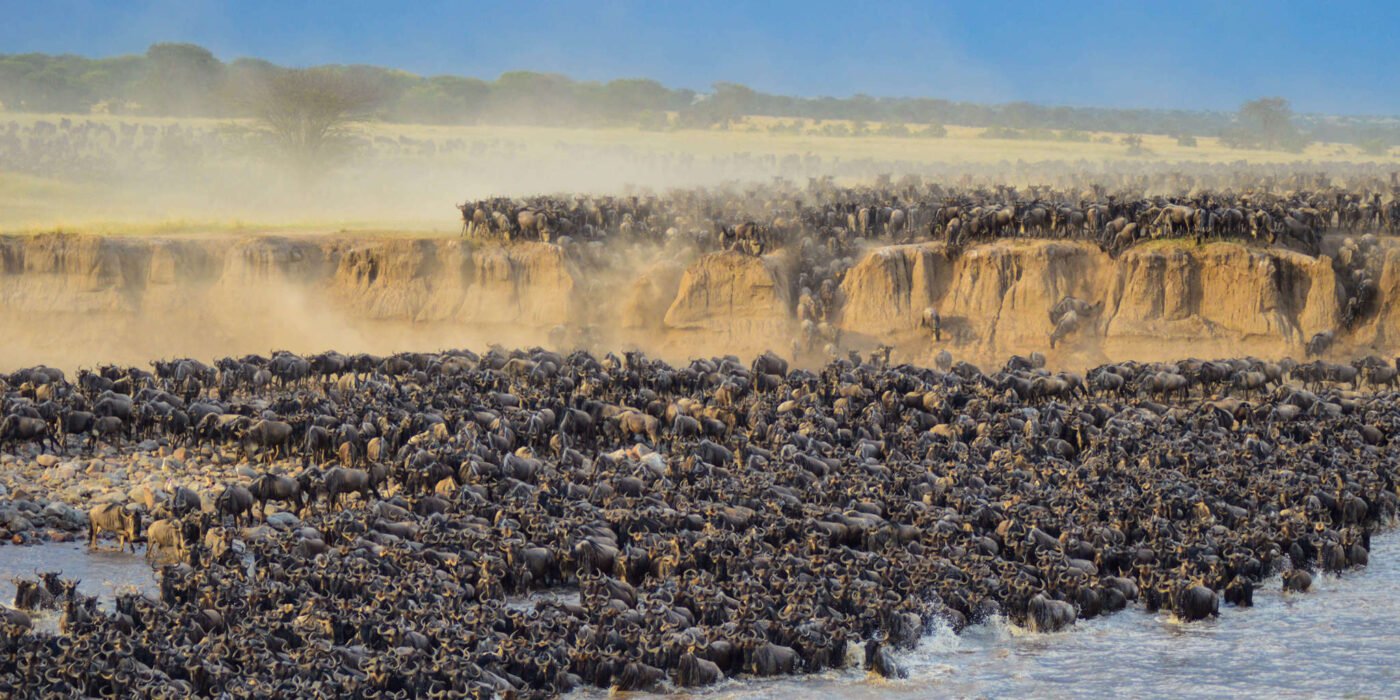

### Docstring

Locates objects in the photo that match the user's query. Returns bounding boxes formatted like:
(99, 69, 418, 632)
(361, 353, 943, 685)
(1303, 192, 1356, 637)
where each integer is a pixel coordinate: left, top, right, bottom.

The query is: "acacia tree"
(138, 43, 224, 116)
(235, 66, 387, 174)
(1223, 97, 1311, 152)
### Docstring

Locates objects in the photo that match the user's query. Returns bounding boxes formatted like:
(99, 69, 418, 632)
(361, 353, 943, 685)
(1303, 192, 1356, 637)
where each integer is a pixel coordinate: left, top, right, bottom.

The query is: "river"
(2, 535, 1398, 698)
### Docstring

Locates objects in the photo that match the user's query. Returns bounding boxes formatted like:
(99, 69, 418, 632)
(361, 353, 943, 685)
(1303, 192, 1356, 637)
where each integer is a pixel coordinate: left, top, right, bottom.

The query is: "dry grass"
(9, 109, 1395, 165)
(368, 119, 1398, 165)
(3, 109, 1397, 234)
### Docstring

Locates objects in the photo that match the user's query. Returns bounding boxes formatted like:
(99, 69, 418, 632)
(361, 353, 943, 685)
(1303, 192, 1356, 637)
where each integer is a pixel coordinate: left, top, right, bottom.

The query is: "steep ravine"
(0, 232, 1382, 370)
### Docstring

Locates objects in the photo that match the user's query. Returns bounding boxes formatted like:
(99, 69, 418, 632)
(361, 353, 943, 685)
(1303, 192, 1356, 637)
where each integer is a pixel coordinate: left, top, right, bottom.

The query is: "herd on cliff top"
(457, 176, 1400, 253)
(464, 178, 1394, 357)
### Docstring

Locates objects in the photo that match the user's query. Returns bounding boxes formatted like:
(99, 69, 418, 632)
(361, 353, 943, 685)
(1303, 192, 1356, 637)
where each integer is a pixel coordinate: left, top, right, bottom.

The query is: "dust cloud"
(3, 115, 1397, 374)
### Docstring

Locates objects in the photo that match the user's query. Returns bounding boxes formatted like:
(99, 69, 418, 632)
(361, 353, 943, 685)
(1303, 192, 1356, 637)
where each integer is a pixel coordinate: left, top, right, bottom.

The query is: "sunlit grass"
(3, 110, 1397, 236)
(8, 110, 1393, 165)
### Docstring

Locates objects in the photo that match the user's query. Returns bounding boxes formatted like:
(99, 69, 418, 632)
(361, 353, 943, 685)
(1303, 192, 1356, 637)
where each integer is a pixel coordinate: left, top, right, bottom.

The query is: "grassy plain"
(3, 111, 1397, 235)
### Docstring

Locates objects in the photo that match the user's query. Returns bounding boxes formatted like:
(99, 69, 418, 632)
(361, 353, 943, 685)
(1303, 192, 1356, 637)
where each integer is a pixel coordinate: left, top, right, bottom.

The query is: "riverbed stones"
(265, 511, 300, 531)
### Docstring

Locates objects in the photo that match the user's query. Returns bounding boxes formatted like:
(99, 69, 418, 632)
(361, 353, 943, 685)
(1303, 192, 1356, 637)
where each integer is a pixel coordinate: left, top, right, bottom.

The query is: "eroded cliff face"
(0, 234, 582, 370)
(0, 232, 1379, 371)
(837, 240, 1354, 364)
(1355, 246, 1400, 349)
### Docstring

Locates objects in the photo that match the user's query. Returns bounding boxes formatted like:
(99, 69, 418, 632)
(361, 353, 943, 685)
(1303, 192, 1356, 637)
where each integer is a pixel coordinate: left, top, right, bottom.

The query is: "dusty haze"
(4, 116, 1399, 372)
(0, 229, 1393, 375)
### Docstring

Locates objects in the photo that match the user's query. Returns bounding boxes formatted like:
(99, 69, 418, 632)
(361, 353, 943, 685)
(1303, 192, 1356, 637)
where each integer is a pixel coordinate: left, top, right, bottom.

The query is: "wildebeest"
(240, 419, 294, 459)
(88, 503, 142, 552)
(249, 474, 304, 518)
(145, 518, 185, 562)
(215, 485, 255, 525)
(323, 465, 387, 510)
(0, 415, 52, 448)
(920, 306, 942, 341)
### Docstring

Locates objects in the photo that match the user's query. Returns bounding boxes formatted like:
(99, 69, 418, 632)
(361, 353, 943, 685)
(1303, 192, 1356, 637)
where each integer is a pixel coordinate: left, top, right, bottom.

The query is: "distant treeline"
(2, 43, 1398, 151)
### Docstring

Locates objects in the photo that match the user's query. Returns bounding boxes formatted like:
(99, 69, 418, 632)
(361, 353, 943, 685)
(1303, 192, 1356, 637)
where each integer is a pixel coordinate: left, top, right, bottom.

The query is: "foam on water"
(612, 530, 1400, 699)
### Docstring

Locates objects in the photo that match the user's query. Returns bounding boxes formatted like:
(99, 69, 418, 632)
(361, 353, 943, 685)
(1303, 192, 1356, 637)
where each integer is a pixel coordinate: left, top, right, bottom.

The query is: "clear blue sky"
(3, 0, 1396, 115)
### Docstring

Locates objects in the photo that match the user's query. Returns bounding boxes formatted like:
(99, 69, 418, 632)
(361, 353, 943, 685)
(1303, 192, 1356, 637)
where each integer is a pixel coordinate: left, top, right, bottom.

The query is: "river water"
(1, 536, 1398, 698)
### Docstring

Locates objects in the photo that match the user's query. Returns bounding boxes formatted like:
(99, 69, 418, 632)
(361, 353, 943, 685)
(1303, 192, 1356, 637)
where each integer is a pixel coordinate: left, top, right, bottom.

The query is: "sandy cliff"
(835, 240, 1351, 363)
(0, 232, 1381, 370)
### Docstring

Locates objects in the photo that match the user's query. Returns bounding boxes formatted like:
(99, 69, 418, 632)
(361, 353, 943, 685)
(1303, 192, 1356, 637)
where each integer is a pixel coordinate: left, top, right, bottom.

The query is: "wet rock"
(5, 514, 32, 533)
(42, 501, 85, 529)
(265, 511, 300, 531)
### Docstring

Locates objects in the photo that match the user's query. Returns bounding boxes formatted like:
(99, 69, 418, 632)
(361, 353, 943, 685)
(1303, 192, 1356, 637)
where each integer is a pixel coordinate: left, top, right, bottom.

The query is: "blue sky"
(3, 0, 1396, 115)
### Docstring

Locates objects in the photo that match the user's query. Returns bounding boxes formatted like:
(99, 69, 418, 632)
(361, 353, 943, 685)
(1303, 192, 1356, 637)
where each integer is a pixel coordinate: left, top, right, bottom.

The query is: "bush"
(1358, 137, 1390, 156)
(920, 123, 948, 138)
(877, 122, 911, 138)
(636, 110, 669, 131)
(1175, 134, 1198, 147)
(1121, 134, 1150, 156)
(766, 120, 801, 135)
(981, 126, 1023, 139)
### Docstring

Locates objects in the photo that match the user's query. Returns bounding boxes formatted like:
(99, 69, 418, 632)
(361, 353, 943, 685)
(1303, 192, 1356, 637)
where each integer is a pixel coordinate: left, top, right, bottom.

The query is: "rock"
(49, 464, 76, 482)
(664, 250, 795, 339)
(35, 454, 60, 468)
(265, 511, 300, 531)
(94, 491, 127, 505)
(173, 447, 189, 462)
(127, 485, 165, 507)
(137, 440, 159, 452)
(5, 514, 33, 533)
(43, 501, 85, 529)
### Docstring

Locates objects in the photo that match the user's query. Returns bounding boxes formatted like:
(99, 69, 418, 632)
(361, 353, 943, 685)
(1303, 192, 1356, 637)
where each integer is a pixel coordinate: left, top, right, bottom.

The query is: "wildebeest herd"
(0, 118, 497, 181)
(456, 174, 1400, 258)
(460, 177, 1398, 359)
(0, 344, 1398, 697)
